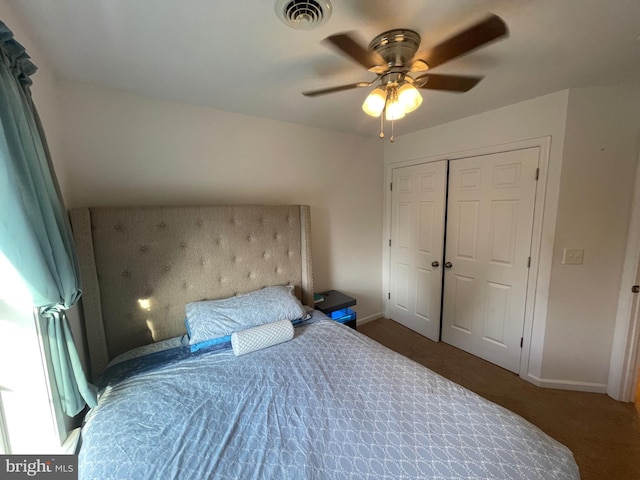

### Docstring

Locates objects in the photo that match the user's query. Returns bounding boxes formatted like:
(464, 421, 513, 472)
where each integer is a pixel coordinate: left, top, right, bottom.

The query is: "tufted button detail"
(196, 220, 203, 226)
(180, 241, 187, 249)
(276, 267, 282, 274)
(140, 245, 148, 252)
(182, 282, 188, 289)
(287, 250, 293, 258)
(145, 288, 153, 296)
(274, 233, 282, 240)
(122, 270, 130, 277)
(233, 256, 240, 263)
(260, 217, 267, 224)
(114, 224, 122, 231)
(218, 277, 224, 283)
(158, 222, 166, 228)
(262, 252, 269, 259)
(231, 218, 237, 225)
(200, 259, 206, 266)
(164, 265, 170, 272)
(247, 235, 253, 242)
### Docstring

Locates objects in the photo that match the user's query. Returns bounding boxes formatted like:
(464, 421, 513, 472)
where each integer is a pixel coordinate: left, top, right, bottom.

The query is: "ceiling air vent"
(275, 0, 332, 30)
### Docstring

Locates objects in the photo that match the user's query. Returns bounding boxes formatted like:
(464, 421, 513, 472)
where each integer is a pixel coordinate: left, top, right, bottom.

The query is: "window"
(0, 253, 63, 453)
(0, 393, 8, 454)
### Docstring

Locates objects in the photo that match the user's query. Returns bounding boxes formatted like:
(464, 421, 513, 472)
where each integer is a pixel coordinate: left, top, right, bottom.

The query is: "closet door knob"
(444, 261, 453, 269)
(431, 261, 440, 268)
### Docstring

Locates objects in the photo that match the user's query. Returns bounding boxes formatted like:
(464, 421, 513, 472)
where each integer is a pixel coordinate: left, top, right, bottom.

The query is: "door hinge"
(520, 337, 524, 348)
(388, 292, 391, 300)
(389, 239, 391, 247)
(527, 256, 531, 268)
(390, 182, 393, 191)
(535, 168, 539, 181)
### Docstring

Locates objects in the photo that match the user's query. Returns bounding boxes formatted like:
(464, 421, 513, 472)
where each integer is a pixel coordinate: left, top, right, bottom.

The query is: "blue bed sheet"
(79, 314, 579, 479)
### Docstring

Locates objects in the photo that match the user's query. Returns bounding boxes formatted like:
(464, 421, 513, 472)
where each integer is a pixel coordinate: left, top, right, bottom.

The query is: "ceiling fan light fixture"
(362, 87, 386, 117)
(385, 103, 405, 121)
(385, 93, 406, 121)
(275, 0, 332, 30)
(398, 83, 423, 113)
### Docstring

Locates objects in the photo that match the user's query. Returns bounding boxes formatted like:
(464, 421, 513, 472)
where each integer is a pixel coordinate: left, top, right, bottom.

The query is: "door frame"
(383, 136, 552, 382)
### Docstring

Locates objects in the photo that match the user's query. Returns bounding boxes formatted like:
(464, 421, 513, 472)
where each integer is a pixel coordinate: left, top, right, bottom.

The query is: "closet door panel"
(442, 148, 538, 373)
(389, 161, 447, 341)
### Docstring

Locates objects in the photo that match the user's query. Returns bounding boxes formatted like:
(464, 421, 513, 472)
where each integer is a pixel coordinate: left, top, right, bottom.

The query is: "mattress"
(78, 312, 579, 479)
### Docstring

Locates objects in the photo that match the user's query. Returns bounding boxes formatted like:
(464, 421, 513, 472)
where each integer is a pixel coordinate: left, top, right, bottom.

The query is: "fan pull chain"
(378, 103, 396, 143)
(379, 116, 395, 143)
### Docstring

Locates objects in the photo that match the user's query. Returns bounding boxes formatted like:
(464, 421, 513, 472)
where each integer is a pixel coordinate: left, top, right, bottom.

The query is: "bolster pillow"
(231, 319, 294, 356)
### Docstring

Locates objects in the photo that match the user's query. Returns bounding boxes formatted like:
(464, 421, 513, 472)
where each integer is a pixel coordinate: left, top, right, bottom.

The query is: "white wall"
(57, 81, 385, 321)
(543, 85, 640, 384)
(384, 86, 640, 391)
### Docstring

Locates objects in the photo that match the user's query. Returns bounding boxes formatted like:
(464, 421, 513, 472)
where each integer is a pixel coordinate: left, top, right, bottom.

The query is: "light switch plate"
(562, 248, 584, 265)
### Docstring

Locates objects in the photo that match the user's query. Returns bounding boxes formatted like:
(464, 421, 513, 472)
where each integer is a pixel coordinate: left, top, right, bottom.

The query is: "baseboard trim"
(526, 374, 608, 394)
(356, 312, 384, 327)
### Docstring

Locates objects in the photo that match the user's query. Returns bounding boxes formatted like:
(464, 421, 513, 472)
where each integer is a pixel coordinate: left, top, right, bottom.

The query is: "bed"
(70, 204, 579, 479)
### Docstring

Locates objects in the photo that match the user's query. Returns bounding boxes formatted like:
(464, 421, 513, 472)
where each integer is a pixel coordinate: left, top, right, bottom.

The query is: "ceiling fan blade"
(302, 82, 371, 97)
(410, 14, 508, 71)
(323, 33, 387, 73)
(414, 74, 483, 92)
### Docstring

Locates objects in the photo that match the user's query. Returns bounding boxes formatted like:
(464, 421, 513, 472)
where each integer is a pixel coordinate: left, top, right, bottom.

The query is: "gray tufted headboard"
(70, 205, 313, 379)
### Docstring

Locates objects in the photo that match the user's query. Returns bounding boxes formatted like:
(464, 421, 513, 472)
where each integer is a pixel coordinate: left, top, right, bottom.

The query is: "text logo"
(1, 455, 77, 479)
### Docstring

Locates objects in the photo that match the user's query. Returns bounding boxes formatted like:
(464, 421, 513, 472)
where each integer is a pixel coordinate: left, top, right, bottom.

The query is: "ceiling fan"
(302, 14, 508, 140)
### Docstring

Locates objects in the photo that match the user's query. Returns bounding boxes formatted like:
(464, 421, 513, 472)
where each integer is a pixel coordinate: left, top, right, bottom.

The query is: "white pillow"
(185, 285, 307, 351)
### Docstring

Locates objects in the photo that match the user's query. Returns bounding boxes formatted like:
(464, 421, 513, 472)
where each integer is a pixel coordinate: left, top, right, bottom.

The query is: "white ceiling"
(8, 0, 640, 138)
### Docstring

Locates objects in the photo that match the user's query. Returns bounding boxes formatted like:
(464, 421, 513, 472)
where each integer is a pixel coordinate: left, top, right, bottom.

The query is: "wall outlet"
(562, 248, 584, 265)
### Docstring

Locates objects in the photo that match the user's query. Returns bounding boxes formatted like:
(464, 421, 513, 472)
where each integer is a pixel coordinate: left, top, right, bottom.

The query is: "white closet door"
(442, 148, 538, 373)
(389, 161, 447, 341)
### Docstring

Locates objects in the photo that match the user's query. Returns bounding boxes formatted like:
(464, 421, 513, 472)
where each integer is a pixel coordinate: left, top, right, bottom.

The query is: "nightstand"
(314, 290, 357, 330)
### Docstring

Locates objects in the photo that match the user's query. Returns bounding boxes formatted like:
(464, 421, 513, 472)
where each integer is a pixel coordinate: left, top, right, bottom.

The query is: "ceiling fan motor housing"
(369, 29, 421, 68)
(275, 0, 332, 30)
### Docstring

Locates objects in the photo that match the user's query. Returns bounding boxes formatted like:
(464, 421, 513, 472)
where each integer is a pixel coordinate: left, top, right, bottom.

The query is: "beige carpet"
(358, 318, 640, 480)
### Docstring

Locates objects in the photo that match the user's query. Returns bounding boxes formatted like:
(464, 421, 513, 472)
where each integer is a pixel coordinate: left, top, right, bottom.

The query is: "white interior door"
(630, 266, 640, 401)
(389, 161, 446, 341)
(442, 148, 538, 373)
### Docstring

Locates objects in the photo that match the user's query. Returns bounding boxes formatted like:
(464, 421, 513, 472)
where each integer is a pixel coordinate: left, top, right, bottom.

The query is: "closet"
(388, 148, 538, 373)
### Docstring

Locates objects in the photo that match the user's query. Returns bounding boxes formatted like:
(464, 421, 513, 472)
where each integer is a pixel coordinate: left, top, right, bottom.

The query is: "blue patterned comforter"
(79, 314, 579, 479)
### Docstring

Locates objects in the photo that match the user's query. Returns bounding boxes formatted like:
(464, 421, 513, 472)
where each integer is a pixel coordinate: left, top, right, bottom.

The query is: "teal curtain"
(0, 21, 96, 416)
